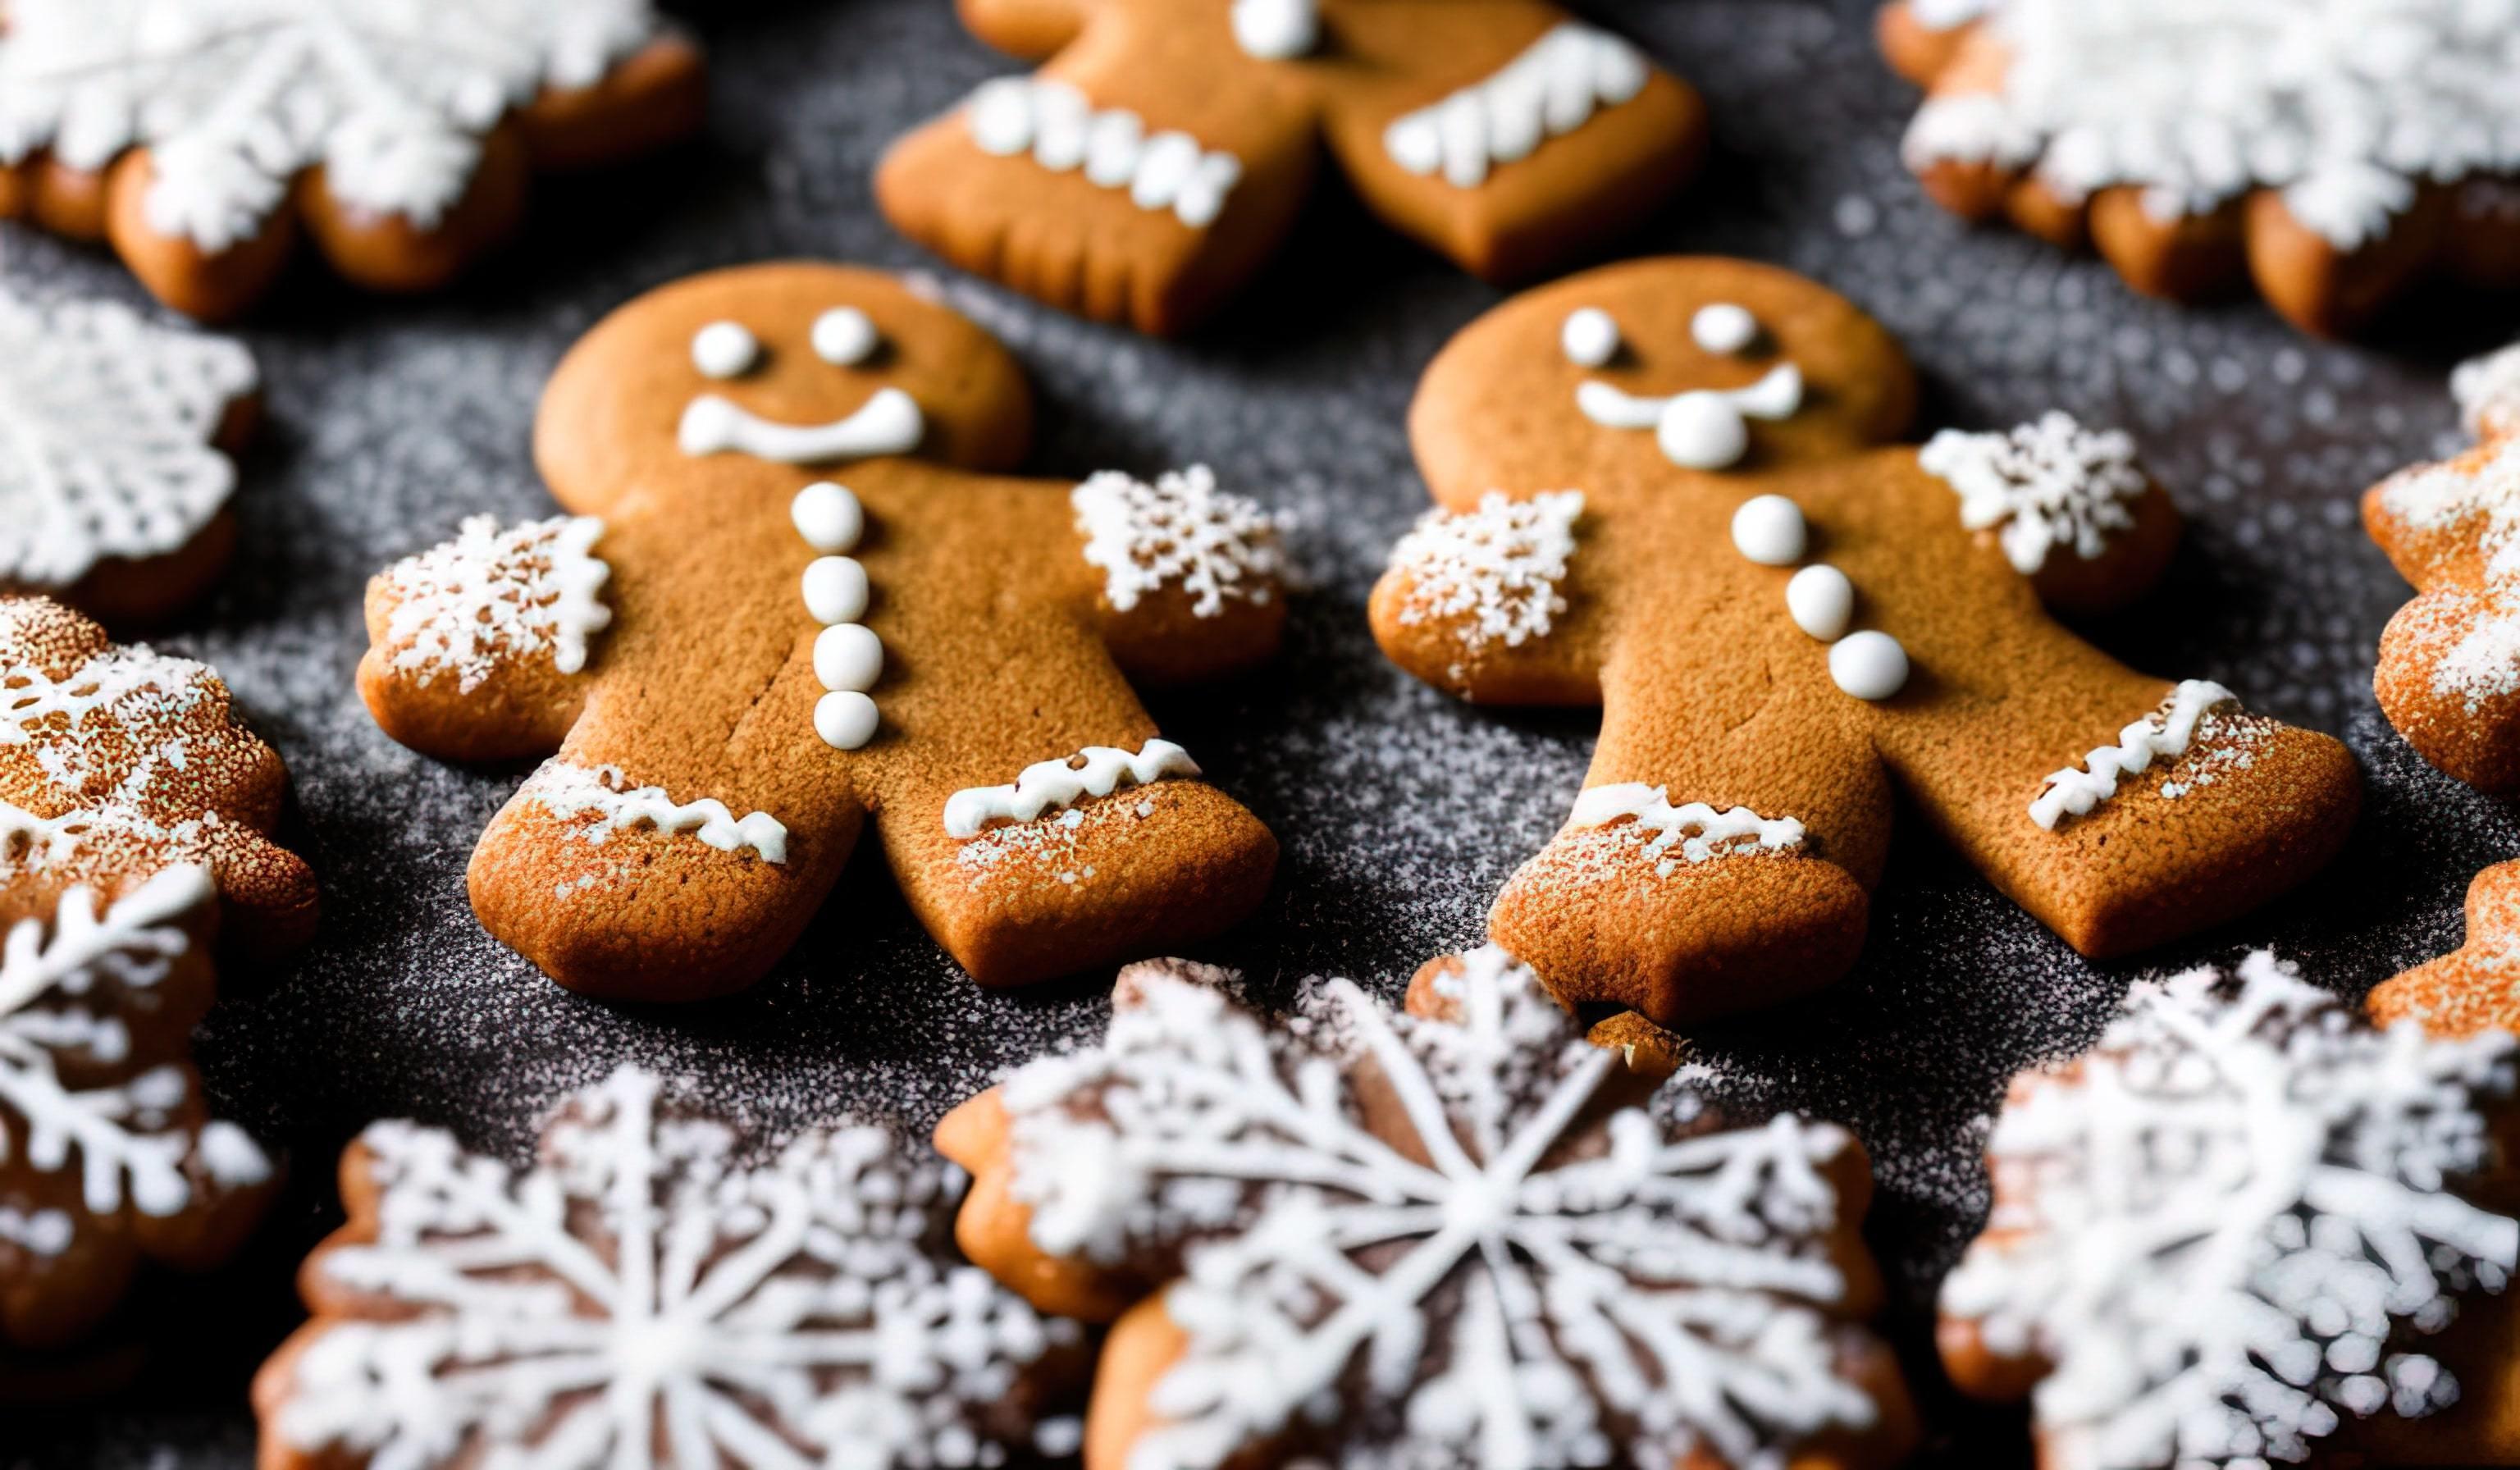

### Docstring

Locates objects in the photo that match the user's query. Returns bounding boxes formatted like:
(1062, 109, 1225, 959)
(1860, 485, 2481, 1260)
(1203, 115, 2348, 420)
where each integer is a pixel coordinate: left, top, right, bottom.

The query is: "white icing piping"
(944, 740, 1198, 839)
(1567, 783, 1806, 863)
(0, 866, 211, 1026)
(1072, 466, 1284, 619)
(1383, 22, 1651, 189)
(1388, 491, 1582, 659)
(1577, 363, 1804, 471)
(1920, 413, 2148, 576)
(2030, 679, 2238, 830)
(0, 1205, 73, 1258)
(383, 514, 614, 692)
(966, 79, 1244, 229)
(2, 644, 211, 747)
(678, 386, 924, 464)
(524, 762, 788, 864)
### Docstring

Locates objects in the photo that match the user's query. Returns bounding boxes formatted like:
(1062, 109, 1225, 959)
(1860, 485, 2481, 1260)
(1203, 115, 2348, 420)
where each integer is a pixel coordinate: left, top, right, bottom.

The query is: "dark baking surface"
(9, 0, 2519, 1463)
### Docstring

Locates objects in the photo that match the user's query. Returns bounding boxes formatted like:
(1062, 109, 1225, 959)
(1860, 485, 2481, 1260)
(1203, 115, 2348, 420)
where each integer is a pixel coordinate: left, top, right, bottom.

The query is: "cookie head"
(536, 263, 1035, 510)
(1411, 256, 1920, 505)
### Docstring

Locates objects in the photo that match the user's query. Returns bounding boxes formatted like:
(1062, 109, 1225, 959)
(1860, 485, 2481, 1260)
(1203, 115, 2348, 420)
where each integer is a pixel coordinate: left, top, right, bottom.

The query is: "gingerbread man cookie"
(253, 1066, 1086, 1470)
(0, 0, 707, 322)
(1942, 951, 2520, 1469)
(1879, 0, 2520, 337)
(877, 0, 1706, 335)
(358, 263, 1285, 1002)
(1369, 258, 2360, 1028)
(941, 944, 1919, 1470)
(2370, 860, 2520, 1040)
(2367, 343, 2520, 792)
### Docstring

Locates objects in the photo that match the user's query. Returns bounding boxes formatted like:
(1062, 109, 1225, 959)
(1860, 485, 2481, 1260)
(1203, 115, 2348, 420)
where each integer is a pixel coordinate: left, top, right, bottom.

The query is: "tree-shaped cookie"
(253, 1066, 1087, 1470)
(876, 0, 1706, 335)
(1, 865, 277, 1355)
(0, 0, 707, 322)
(1878, 0, 2520, 337)
(0, 290, 260, 626)
(357, 263, 1285, 1002)
(3, 596, 317, 956)
(1942, 951, 2520, 1468)
(2367, 341, 2520, 792)
(940, 944, 1918, 1470)
(1369, 258, 2360, 1027)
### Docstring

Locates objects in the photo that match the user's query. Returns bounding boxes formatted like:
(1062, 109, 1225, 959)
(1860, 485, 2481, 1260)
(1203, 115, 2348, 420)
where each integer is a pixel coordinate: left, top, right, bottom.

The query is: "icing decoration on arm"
(965, 80, 1244, 229)
(689, 321, 759, 379)
(1577, 363, 1805, 470)
(381, 514, 614, 692)
(0, 290, 257, 592)
(1568, 783, 1806, 868)
(1381, 23, 1652, 189)
(1920, 413, 2148, 575)
(1559, 306, 1620, 368)
(1072, 465, 1285, 618)
(522, 761, 788, 863)
(943, 739, 1199, 838)
(1232, 0, 1318, 62)
(2029, 678, 2244, 829)
(679, 385, 925, 463)
(265, 1066, 1082, 1470)
(1942, 950, 2520, 1467)
(2454, 340, 2520, 443)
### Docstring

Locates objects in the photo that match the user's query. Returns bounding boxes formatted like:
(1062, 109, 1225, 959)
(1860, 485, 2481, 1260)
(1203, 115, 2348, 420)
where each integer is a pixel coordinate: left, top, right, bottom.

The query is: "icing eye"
(692, 321, 760, 380)
(1691, 303, 1760, 356)
(1560, 307, 1620, 368)
(813, 308, 880, 367)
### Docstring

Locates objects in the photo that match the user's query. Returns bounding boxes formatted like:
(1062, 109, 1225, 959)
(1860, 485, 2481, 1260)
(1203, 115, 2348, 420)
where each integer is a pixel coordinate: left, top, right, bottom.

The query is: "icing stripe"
(2030, 679, 2237, 830)
(945, 740, 1198, 839)
(1382, 23, 1652, 189)
(1568, 783, 1806, 861)
(965, 79, 1244, 229)
(523, 762, 788, 863)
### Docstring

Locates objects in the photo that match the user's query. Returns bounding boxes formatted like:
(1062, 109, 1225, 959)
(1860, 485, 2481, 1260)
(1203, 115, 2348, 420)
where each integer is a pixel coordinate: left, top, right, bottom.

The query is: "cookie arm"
(1069, 467, 1287, 685)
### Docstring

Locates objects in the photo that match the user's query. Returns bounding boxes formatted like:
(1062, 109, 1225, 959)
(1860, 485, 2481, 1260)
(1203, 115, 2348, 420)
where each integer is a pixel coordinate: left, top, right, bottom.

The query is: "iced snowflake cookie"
(0, 0, 707, 322)
(1943, 951, 2520, 1469)
(3, 596, 317, 956)
(1879, 0, 2520, 337)
(940, 946, 1919, 1470)
(1367, 258, 2359, 1027)
(876, 0, 1706, 336)
(356, 263, 1284, 1002)
(253, 1066, 1087, 1470)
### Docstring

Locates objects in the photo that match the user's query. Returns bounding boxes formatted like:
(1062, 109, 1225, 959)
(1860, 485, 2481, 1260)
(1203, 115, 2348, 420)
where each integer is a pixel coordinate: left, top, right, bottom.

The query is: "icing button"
(1829, 631, 1910, 701)
(815, 691, 880, 751)
(792, 482, 864, 553)
(690, 322, 758, 380)
(1730, 495, 1806, 566)
(1658, 392, 1749, 470)
(1232, 0, 1317, 60)
(1691, 303, 1759, 355)
(814, 623, 883, 693)
(1786, 564, 1854, 641)
(802, 556, 870, 625)
(811, 308, 879, 367)
(1560, 307, 1620, 368)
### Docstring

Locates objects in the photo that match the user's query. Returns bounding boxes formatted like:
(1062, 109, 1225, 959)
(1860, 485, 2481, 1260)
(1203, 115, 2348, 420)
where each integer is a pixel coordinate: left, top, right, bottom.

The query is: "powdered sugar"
(1920, 412, 2148, 575)
(2454, 340, 2520, 442)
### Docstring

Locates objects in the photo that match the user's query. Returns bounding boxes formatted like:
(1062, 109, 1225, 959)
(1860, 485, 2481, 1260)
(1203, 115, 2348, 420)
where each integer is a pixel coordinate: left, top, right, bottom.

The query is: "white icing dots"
(1786, 564, 1855, 641)
(943, 740, 1198, 838)
(1559, 306, 1620, 368)
(811, 307, 879, 367)
(1071, 466, 1284, 619)
(1920, 413, 2149, 576)
(523, 762, 788, 864)
(801, 556, 870, 626)
(1386, 490, 1583, 659)
(813, 623, 883, 694)
(1691, 303, 1759, 355)
(788, 473, 884, 751)
(1577, 362, 1804, 471)
(689, 321, 759, 380)
(966, 79, 1243, 229)
(2030, 679, 2239, 829)
(1231, 0, 1317, 62)
(790, 482, 865, 553)
(1827, 630, 1909, 701)
(1730, 494, 1807, 566)
(814, 692, 880, 752)
(1382, 23, 1652, 189)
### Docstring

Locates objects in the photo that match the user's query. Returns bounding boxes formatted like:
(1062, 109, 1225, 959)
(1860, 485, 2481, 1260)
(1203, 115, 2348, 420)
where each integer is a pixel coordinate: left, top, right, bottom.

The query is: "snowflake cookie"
(253, 1066, 1088, 1470)
(938, 945, 1920, 1470)
(1879, 0, 2520, 336)
(0, 290, 259, 625)
(1943, 951, 2520, 1469)
(877, 1, 1709, 335)
(0, 865, 278, 1353)
(1369, 257, 2354, 1027)
(0, 0, 708, 322)
(357, 264, 1284, 1002)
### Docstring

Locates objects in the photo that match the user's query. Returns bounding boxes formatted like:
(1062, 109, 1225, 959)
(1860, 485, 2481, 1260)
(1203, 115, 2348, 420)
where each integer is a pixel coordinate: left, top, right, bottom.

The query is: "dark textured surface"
(9, 1, 2520, 1464)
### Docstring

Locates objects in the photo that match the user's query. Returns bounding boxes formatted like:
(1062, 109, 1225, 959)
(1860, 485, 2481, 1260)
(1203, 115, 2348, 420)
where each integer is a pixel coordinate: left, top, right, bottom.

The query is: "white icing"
(791, 481, 865, 553)
(810, 306, 879, 367)
(813, 623, 883, 694)
(0, 1205, 73, 1258)
(680, 386, 925, 464)
(2, 640, 213, 753)
(0, 290, 257, 591)
(689, 321, 757, 380)
(1577, 363, 1804, 470)
(1730, 493, 1807, 566)
(966, 78, 1244, 229)
(382, 514, 613, 692)
(1827, 630, 1909, 701)
(1072, 465, 1284, 619)
(2454, 340, 2520, 442)
(273, 1066, 1078, 1470)
(2030, 678, 2239, 829)
(1786, 564, 1854, 641)
(1691, 304, 1759, 355)
(1386, 490, 1582, 657)
(943, 739, 1198, 839)
(996, 947, 1881, 1469)
(1559, 307, 1620, 368)
(1921, 412, 2149, 576)
(1568, 783, 1806, 864)
(815, 691, 879, 751)
(522, 761, 787, 864)
(2376, 431, 2520, 711)
(1231, 0, 1317, 62)
(1900, 0, 2520, 251)
(801, 555, 871, 626)
(0, 0, 667, 251)
(1381, 23, 1652, 189)
(1942, 951, 2519, 1468)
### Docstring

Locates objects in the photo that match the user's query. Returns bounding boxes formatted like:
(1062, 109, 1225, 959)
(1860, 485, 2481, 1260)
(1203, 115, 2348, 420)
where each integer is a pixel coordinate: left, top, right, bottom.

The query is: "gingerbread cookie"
(2367, 345, 2520, 792)
(1942, 951, 2520, 1469)
(0, 0, 707, 322)
(939, 945, 1919, 1470)
(3, 596, 317, 956)
(1368, 257, 2359, 1027)
(0, 290, 259, 626)
(253, 1066, 1086, 1470)
(2370, 860, 2520, 1039)
(1879, 0, 2520, 336)
(876, 0, 1706, 335)
(358, 263, 1284, 1002)
(0, 865, 277, 1355)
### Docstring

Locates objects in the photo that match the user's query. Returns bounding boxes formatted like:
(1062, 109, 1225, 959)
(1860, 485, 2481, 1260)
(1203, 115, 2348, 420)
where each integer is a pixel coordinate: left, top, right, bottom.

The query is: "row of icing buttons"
(794, 482, 883, 749)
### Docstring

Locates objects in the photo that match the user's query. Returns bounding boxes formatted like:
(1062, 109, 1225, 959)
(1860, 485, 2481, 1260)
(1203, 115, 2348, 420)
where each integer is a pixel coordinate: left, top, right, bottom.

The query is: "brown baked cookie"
(1942, 951, 2520, 1469)
(1879, 1, 2520, 337)
(0, 1, 707, 322)
(2368, 342, 2520, 791)
(876, 0, 1706, 336)
(2, 596, 317, 956)
(1367, 257, 2358, 1028)
(939, 945, 1920, 1470)
(2369, 860, 2520, 1039)
(0, 865, 279, 1357)
(356, 262, 1284, 1002)
(253, 1066, 1087, 1470)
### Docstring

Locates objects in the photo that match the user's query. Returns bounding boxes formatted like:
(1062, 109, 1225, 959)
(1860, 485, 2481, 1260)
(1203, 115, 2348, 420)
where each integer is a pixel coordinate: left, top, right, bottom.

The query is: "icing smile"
(1576, 363, 1803, 470)
(678, 386, 926, 464)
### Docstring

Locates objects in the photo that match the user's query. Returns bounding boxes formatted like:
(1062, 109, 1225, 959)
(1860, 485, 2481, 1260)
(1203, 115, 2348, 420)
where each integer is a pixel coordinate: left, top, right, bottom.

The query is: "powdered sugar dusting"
(1387, 491, 1582, 656)
(380, 514, 612, 692)
(2453, 340, 2520, 443)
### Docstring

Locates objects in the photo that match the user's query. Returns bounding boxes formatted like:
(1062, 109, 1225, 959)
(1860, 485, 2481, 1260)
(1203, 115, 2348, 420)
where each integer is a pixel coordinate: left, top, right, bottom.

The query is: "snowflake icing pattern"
(1942, 951, 2520, 1468)
(269, 1066, 1082, 1470)
(996, 947, 1888, 1470)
